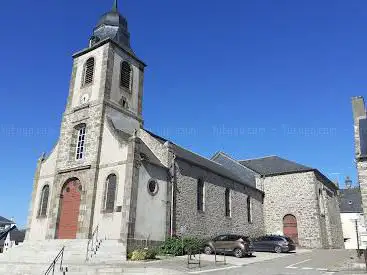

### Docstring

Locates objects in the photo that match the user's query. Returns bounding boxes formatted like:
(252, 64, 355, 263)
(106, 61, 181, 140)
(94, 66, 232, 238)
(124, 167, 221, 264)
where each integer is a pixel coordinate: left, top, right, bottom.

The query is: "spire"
(112, 0, 118, 12)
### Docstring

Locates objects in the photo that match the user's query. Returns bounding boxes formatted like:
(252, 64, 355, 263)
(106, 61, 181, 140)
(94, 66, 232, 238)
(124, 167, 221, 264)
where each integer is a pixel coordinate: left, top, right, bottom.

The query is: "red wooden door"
(283, 214, 298, 244)
(57, 180, 82, 239)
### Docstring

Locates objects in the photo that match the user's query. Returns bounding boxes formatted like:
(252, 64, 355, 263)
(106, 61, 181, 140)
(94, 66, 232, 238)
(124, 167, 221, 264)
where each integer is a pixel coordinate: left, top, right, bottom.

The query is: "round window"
(148, 179, 159, 196)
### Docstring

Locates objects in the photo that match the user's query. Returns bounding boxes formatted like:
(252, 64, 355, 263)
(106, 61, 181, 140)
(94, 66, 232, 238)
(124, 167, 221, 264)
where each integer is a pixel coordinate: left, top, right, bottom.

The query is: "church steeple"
(90, 0, 131, 50)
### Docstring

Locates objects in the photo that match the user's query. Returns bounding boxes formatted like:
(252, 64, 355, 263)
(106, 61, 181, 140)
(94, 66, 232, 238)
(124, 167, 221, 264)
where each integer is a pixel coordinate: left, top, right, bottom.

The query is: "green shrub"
(130, 248, 157, 261)
(131, 250, 146, 261)
(183, 237, 205, 254)
(145, 247, 157, 259)
(159, 236, 206, 256)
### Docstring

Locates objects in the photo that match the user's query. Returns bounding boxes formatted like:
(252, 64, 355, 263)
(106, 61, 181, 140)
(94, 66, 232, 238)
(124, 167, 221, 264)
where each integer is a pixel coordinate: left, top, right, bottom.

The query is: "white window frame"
(75, 126, 86, 160)
(197, 179, 205, 212)
(225, 188, 231, 217)
(247, 196, 253, 223)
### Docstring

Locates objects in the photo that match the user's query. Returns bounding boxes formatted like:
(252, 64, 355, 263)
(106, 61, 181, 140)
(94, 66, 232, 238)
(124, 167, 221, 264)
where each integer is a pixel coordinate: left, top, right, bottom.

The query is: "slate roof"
(143, 130, 263, 194)
(211, 152, 258, 187)
(340, 188, 363, 213)
(0, 216, 13, 225)
(239, 156, 338, 191)
(239, 156, 314, 176)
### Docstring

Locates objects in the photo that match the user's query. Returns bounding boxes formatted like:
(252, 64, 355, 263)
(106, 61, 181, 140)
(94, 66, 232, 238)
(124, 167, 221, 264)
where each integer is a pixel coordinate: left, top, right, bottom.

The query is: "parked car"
(203, 234, 254, 258)
(252, 235, 296, 253)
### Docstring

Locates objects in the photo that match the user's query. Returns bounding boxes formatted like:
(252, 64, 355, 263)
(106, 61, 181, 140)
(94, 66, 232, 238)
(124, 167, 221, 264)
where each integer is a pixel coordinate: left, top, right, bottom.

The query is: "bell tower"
(42, 0, 146, 240)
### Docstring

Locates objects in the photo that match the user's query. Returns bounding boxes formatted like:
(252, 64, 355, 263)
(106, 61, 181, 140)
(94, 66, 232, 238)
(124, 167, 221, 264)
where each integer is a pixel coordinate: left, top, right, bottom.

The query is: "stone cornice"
(72, 38, 146, 69)
(57, 165, 92, 174)
(104, 100, 144, 124)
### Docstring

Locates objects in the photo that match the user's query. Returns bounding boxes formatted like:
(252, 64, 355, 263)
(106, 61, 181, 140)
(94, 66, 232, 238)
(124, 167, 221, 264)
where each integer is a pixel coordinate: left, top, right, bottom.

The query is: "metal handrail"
(86, 225, 100, 261)
(44, 246, 65, 275)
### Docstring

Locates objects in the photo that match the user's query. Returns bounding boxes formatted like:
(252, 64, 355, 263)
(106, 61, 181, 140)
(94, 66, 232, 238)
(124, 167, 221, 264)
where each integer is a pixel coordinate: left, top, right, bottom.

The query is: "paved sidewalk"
(122, 249, 313, 274)
(187, 249, 311, 266)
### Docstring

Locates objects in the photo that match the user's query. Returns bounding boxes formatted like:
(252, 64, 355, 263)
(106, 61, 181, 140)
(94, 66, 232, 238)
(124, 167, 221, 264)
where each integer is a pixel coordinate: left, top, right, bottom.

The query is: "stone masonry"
(352, 96, 367, 227)
(174, 159, 264, 239)
(261, 171, 344, 248)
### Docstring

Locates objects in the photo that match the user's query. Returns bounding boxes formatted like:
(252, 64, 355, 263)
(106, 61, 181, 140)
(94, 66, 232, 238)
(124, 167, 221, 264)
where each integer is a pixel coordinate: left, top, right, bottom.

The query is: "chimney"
(352, 96, 366, 122)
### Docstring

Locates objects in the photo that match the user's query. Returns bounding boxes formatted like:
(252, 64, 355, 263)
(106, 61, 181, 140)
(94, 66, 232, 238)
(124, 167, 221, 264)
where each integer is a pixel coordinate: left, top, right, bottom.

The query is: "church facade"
(25, 1, 343, 257)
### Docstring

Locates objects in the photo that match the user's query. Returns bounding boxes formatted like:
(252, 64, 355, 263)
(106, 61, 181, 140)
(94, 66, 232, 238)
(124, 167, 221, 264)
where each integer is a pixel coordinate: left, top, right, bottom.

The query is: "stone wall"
(352, 97, 367, 228)
(262, 171, 343, 249)
(174, 159, 264, 239)
(262, 171, 323, 248)
(315, 174, 344, 248)
(357, 161, 367, 226)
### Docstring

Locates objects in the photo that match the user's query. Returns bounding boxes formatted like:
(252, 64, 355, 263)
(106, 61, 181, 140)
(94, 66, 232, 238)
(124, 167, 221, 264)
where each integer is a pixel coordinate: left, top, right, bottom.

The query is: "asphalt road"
(196, 249, 361, 275)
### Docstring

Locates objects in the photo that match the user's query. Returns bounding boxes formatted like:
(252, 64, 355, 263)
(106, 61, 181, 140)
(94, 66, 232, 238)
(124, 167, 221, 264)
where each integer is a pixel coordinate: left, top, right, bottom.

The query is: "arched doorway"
(56, 179, 82, 239)
(283, 214, 298, 244)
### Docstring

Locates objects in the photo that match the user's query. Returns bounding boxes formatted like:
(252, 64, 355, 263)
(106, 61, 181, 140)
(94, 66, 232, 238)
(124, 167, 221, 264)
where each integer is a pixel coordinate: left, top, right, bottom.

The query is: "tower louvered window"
(104, 174, 117, 213)
(76, 126, 86, 160)
(120, 61, 132, 90)
(38, 185, 49, 217)
(83, 57, 95, 86)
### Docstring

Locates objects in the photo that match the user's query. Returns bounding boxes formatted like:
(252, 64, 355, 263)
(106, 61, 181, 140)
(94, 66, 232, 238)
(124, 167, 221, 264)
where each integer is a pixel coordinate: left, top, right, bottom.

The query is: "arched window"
(120, 61, 132, 90)
(197, 179, 205, 212)
(38, 185, 50, 217)
(75, 125, 86, 160)
(83, 57, 95, 86)
(247, 196, 252, 223)
(104, 174, 117, 213)
(225, 188, 231, 217)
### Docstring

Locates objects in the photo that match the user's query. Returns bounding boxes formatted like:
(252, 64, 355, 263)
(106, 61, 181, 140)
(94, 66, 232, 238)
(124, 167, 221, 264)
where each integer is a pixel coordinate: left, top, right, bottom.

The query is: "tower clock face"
(81, 94, 89, 104)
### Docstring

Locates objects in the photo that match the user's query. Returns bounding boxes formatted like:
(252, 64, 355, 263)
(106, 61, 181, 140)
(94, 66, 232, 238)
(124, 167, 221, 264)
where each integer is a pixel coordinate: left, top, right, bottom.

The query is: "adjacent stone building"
(212, 153, 344, 248)
(23, 1, 343, 260)
(352, 96, 367, 229)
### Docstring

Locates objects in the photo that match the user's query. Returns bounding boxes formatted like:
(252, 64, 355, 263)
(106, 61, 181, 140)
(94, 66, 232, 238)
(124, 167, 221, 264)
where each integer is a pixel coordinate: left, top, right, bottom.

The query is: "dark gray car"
(252, 235, 296, 253)
(203, 234, 254, 258)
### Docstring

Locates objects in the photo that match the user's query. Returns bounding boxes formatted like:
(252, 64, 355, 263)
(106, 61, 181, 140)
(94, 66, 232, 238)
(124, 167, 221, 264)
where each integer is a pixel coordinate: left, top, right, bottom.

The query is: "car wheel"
(274, 246, 282, 253)
(234, 248, 244, 258)
(204, 246, 213, 255)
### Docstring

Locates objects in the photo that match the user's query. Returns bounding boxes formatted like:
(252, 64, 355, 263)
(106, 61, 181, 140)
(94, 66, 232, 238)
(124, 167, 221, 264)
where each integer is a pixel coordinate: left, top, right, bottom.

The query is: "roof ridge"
(238, 155, 278, 162)
(211, 151, 236, 161)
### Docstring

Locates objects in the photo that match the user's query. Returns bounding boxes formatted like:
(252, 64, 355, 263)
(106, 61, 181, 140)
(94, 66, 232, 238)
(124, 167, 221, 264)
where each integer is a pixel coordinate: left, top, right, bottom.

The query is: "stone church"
(24, 1, 343, 258)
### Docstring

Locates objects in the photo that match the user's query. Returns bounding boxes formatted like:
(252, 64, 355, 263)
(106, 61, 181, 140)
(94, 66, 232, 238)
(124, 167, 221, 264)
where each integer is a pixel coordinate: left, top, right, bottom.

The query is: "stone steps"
(0, 239, 128, 274)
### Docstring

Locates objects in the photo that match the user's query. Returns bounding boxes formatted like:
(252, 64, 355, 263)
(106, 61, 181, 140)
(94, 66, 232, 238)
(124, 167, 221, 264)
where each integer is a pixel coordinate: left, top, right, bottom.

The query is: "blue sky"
(0, 0, 366, 227)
